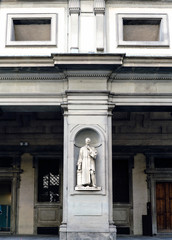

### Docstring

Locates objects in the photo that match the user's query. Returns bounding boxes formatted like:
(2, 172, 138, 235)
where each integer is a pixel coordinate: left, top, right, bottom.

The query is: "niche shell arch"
(75, 128, 101, 148)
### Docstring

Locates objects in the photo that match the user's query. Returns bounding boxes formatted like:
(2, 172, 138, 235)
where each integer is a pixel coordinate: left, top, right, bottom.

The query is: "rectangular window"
(123, 19, 160, 42)
(6, 14, 57, 46)
(13, 19, 51, 41)
(38, 158, 60, 203)
(117, 14, 169, 46)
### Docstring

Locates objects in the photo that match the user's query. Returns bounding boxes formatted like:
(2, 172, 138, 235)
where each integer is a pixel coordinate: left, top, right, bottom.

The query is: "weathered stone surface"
(63, 232, 116, 240)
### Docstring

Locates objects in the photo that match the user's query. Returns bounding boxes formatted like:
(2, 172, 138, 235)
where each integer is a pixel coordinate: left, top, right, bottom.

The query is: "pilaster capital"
(69, 0, 80, 14)
(61, 102, 68, 116)
(108, 103, 115, 116)
(94, 0, 105, 14)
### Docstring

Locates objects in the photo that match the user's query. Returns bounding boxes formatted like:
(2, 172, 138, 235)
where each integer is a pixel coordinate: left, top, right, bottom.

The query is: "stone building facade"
(0, 0, 172, 239)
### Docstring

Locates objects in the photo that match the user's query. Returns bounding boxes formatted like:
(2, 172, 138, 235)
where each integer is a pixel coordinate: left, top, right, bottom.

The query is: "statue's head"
(85, 138, 91, 145)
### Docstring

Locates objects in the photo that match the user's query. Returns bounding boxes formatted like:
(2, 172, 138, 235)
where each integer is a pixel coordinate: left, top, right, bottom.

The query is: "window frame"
(6, 13, 57, 47)
(117, 13, 169, 47)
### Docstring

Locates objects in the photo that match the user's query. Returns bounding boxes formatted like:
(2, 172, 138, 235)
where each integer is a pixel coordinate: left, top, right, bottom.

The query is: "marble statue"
(77, 138, 97, 187)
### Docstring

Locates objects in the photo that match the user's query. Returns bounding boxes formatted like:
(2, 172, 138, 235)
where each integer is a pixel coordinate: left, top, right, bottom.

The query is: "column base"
(59, 224, 116, 240)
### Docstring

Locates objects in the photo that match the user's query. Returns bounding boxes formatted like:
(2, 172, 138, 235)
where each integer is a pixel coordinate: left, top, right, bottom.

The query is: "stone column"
(60, 90, 116, 240)
(18, 153, 34, 234)
(133, 153, 148, 235)
(69, 0, 80, 53)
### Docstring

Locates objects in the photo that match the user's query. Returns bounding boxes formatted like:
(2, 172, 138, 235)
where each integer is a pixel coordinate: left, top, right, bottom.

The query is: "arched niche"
(72, 126, 105, 191)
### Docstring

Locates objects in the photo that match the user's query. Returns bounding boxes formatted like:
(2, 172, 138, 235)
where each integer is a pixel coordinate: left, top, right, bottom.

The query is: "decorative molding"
(94, 0, 105, 14)
(124, 57, 172, 67)
(0, 93, 65, 97)
(66, 90, 110, 95)
(110, 93, 172, 106)
(67, 73, 110, 78)
(111, 75, 172, 81)
(0, 72, 110, 80)
(2, 54, 172, 69)
(60, 102, 68, 116)
(69, 0, 80, 14)
(0, 57, 53, 67)
(0, 73, 66, 81)
(108, 103, 115, 116)
(0, 93, 66, 106)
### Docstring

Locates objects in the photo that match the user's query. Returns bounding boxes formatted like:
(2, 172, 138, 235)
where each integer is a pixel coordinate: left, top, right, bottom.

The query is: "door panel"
(156, 182, 172, 232)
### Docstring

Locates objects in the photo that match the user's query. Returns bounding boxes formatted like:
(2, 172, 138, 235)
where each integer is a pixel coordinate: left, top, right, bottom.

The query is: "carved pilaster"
(69, 0, 80, 53)
(94, 0, 105, 52)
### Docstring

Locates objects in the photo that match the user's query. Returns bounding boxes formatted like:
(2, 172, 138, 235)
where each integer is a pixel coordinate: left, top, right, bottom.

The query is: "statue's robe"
(78, 145, 97, 186)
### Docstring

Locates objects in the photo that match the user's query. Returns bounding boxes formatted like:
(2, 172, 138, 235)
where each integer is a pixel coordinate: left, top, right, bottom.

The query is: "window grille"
(38, 158, 60, 203)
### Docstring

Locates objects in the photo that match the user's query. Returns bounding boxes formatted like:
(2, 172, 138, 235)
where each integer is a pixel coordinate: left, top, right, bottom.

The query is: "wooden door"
(156, 182, 172, 232)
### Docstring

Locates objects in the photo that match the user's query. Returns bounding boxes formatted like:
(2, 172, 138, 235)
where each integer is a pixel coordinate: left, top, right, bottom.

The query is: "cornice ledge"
(124, 56, 172, 67)
(110, 93, 172, 106)
(0, 56, 53, 67)
(52, 53, 125, 65)
(111, 93, 172, 97)
(0, 93, 66, 98)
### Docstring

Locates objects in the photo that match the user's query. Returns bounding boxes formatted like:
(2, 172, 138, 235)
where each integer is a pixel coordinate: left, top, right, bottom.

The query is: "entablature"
(1, 54, 172, 69)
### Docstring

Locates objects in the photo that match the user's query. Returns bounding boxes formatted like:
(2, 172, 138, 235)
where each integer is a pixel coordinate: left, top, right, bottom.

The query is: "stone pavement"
(0, 236, 59, 240)
(118, 236, 172, 240)
(0, 236, 172, 240)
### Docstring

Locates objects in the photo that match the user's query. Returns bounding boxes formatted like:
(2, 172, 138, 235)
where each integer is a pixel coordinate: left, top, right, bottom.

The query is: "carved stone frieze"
(0, 73, 66, 81)
(110, 75, 172, 81)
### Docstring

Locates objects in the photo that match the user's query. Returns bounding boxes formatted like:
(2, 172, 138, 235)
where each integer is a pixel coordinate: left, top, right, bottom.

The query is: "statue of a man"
(77, 138, 97, 187)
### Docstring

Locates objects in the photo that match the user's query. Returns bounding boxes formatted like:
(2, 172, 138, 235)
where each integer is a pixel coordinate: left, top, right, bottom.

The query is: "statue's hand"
(87, 145, 92, 150)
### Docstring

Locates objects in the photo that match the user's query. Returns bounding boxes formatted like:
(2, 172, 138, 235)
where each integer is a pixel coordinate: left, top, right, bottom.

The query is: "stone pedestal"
(60, 90, 116, 240)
